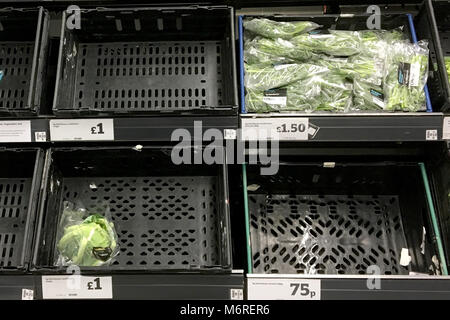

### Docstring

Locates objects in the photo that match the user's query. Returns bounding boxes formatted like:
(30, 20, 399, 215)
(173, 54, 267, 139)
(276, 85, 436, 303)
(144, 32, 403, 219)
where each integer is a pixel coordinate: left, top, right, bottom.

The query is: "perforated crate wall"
(61, 176, 222, 269)
(0, 43, 34, 111)
(71, 41, 223, 112)
(0, 179, 31, 268)
(249, 194, 409, 275)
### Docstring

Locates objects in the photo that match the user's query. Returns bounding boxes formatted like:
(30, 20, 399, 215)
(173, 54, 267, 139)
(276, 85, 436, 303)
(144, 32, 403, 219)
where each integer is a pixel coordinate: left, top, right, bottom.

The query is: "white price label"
(42, 275, 113, 299)
(0, 120, 31, 142)
(230, 289, 244, 300)
(21, 289, 34, 300)
(426, 129, 438, 141)
(443, 117, 450, 140)
(247, 278, 321, 300)
(242, 118, 309, 141)
(50, 119, 114, 141)
(409, 62, 420, 87)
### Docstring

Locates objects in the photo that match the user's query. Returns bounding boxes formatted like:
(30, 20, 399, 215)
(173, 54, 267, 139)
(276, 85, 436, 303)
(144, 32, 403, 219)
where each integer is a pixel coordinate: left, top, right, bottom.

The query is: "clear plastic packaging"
(291, 30, 361, 57)
(245, 72, 353, 113)
(243, 18, 320, 40)
(55, 201, 119, 267)
(384, 40, 429, 111)
(244, 63, 329, 91)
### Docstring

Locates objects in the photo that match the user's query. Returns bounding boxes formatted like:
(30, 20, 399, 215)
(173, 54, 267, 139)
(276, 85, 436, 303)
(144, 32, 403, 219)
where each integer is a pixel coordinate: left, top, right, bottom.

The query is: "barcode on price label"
(35, 131, 47, 142)
(247, 278, 321, 300)
(426, 129, 438, 141)
(22, 289, 34, 300)
(50, 119, 114, 141)
(230, 289, 244, 300)
(42, 275, 113, 299)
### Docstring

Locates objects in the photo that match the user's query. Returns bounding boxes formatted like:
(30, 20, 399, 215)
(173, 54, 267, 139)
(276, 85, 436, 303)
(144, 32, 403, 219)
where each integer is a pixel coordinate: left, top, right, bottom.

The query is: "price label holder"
(247, 276, 321, 300)
(50, 119, 114, 141)
(42, 275, 113, 299)
(0, 120, 32, 142)
(241, 117, 310, 141)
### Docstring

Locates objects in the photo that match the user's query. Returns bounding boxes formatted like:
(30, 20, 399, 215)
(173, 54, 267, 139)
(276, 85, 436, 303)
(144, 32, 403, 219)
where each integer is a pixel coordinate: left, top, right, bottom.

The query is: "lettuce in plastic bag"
(384, 40, 429, 111)
(446, 56, 450, 84)
(56, 201, 119, 267)
(244, 18, 320, 40)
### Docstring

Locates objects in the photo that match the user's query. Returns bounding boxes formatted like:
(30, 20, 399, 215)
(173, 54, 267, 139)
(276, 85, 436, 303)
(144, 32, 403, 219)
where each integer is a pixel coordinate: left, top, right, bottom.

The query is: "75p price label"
(247, 277, 321, 300)
(50, 119, 114, 141)
(42, 275, 113, 299)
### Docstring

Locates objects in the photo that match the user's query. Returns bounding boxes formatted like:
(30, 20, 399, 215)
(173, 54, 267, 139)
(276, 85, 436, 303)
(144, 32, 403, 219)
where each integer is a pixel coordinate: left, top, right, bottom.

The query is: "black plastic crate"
(0, 148, 44, 273)
(32, 146, 232, 273)
(244, 162, 445, 275)
(0, 7, 49, 116)
(53, 6, 238, 116)
(239, 11, 434, 113)
(415, 0, 450, 111)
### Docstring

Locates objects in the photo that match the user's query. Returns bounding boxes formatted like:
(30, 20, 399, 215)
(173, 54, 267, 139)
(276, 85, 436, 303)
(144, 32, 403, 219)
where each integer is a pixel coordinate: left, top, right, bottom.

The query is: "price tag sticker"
(50, 119, 114, 141)
(42, 275, 113, 299)
(247, 278, 321, 300)
(21, 289, 34, 300)
(242, 117, 309, 141)
(0, 120, 31, 142)
(443, 117, 450, 140)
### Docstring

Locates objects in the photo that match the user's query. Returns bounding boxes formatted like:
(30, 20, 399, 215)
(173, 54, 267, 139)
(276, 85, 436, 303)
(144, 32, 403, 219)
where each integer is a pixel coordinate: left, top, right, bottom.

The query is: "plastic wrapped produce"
(244, 63, 329, 91)
(291, 30, 361, 57)
(384, 40, 429, 111)
(55, 201, 119, 267)
(353, 79, 386, 110)
(446, 57, 450, 84)
(244, 18, 320, 39)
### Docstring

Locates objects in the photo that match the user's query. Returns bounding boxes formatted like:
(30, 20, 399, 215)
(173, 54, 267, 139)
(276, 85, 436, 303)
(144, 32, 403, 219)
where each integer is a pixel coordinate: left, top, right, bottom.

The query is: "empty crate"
(0, 7, 49, 115)
(0, 148, 44, 272)
(53, 6, 238, 115)
(244, 162, 446, 275)
(33, 147, 232, 273)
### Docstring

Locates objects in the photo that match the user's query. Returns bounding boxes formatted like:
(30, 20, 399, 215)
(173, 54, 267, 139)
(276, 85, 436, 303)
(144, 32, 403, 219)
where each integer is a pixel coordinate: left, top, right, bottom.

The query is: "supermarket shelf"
(247, 275, 450, 300)
(0, 275, 35, 300)
(241, 113, 444, 142)
(0, 273, 244, 300)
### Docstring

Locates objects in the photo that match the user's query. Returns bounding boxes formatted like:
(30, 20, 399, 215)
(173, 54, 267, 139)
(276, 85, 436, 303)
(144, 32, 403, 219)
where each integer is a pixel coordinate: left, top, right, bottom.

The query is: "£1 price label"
(42, 275, 113, 299)
(50, 119, 114, 141)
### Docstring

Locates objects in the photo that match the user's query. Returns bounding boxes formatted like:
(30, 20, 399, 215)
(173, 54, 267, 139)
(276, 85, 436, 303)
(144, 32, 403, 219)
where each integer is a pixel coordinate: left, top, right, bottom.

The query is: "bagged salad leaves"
(244, 18, 320, 40)
(244, 63, 328, 91)
(383, 40, 429, 111)
(243, 17, 430, 113)
(291, 30, 361, 57)
(55, 201, 119, 267)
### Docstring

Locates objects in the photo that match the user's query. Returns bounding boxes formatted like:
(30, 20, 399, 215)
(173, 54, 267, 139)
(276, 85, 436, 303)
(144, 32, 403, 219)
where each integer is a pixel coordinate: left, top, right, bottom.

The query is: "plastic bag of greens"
(353, 78, 386, 111)
(383, 40, 429, 111)
(245, 37, 320, 64)
(244, 63, 329, 91)
(245, 72, 353, 113)
(244, 18, 320, 40)
(291, 30, 361, 57)
(55, 201, 119, 267)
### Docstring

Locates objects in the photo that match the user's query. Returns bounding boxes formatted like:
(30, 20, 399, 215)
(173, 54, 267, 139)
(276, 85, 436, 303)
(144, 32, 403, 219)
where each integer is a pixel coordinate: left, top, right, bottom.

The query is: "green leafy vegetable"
(291, 30, 361, 57)
(244, 18, 320, 39)
(57, 213, 118, 267)
(384, 40, 429, 111)
(244, 63, 328, 91)
(445, 56, 450, 84)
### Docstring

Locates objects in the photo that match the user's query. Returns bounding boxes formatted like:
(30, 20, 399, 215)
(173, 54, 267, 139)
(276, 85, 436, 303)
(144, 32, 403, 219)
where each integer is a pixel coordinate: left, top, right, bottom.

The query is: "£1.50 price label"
(242, 118, 309, 141)
(42, 275, 113, 299)
(50, 119, 114, 141)
(247, 277, 321, 300)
